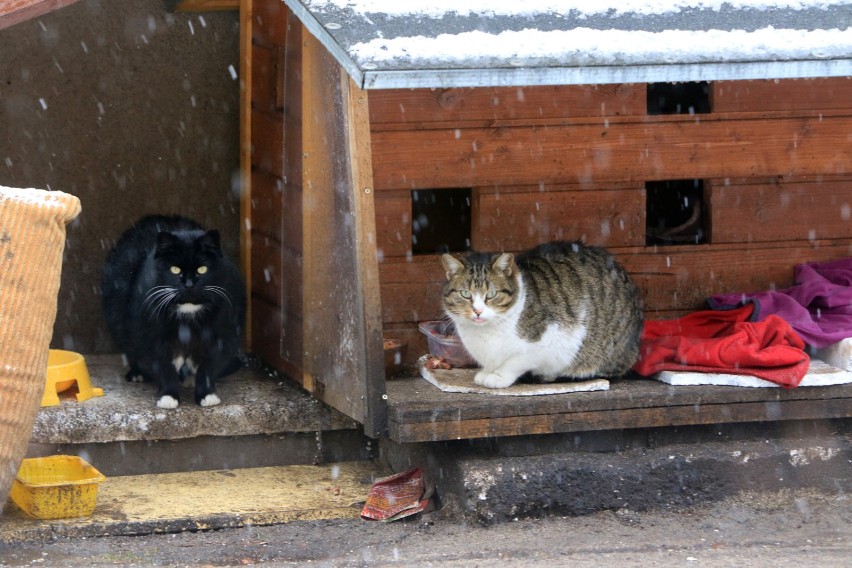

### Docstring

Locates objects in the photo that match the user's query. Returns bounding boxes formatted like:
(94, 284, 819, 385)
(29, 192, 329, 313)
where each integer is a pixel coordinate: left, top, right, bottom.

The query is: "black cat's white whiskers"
(142, 286, 178, 317)
(141, 285, 173, 308)
(204, 285, 233, 308)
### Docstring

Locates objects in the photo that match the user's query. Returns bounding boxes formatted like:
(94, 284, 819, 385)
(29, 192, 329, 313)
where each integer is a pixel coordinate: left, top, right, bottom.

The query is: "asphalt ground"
(0, 488, 849, 567)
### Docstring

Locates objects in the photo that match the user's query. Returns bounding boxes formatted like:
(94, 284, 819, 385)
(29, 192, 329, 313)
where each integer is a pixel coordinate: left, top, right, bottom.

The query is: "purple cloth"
(707, 257, 852, 349)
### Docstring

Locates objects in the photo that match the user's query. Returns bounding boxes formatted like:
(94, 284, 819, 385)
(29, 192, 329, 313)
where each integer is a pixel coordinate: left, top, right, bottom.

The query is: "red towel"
(634, 304, 809, 387)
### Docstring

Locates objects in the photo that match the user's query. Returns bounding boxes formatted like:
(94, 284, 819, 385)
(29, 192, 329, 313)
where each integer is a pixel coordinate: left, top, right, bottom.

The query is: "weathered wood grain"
(0, 0, 80, 30)
(251, 108, 284, 179)
(371, 114, 852, 189)
(713, 78, 852, 113)
(250, 170, 283, 241)
(368, 84, 645, 128)
(377, 241, 852, 324)
(709, 179, 852, 243)
(374, 190, 413, 259)
(250, 0, 286, 47)
(386, 376, 852, 442)
(299, 26, 387, 436)
(472, 184, 646, 250)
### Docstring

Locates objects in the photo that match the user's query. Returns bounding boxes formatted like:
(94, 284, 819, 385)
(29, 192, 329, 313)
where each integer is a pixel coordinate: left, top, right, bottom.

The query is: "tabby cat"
(441, 241, 643, 388)
(102, 215, 246, 408)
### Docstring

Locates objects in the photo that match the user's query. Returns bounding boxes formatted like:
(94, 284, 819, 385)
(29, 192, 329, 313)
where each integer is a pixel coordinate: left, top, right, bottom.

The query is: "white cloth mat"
(418, 356, 609, 395)
(655, 357, 852, 388)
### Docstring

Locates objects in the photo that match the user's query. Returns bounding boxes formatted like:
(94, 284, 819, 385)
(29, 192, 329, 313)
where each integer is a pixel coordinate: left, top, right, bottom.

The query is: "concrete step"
(26, 355, 372, 476)
(0, 461, 388, 542)
(381, 420, 852, 525)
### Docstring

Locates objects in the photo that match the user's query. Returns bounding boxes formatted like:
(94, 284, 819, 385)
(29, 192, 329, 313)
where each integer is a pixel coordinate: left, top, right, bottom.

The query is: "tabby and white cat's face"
(441, 252, 520, 325)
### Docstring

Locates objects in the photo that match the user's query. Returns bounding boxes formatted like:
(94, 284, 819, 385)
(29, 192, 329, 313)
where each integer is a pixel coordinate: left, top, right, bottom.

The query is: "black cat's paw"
(198, 393, 221, 407)
(156, 394, 179, 409)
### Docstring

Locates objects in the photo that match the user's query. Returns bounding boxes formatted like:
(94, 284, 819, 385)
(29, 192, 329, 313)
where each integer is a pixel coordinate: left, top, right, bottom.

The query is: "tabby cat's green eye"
(197, 266, 208, 275)
(459, 290, 472, 299)
(486, 290, 497, 299)
(170, 266, 181, 275)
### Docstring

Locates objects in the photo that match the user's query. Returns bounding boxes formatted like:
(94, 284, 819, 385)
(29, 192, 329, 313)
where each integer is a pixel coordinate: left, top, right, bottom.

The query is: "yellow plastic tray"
(10, 455, 106, 519)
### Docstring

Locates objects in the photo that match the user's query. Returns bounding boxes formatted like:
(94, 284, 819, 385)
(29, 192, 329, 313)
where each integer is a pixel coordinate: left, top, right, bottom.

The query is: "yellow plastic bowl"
(46, 349, 83, 393)
(42, 349, 103, 406)
(10, 455, 106, 519)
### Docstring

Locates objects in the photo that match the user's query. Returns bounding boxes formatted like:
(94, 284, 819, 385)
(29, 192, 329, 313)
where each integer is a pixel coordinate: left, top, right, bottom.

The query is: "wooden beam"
(239, 0, 253, 348)
(709, 179, 852, 243)
(386, 377, 852, 442)
(376, 240, 852, 325)
(300, 25, 387, 437)
(345, 73, 388, 438)
(370, 113, 852, 189)
(0, 0, 81, 30)
(472, 184, 646, 250)
(368, 84, 646, 128)
(175, 0, 239, 12)
(390, 398, 852, 442)
(713, 78, 852, 113)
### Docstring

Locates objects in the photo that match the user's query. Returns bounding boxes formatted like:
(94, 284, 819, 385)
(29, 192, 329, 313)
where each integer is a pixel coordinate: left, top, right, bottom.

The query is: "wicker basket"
(0, 186, 81, 506)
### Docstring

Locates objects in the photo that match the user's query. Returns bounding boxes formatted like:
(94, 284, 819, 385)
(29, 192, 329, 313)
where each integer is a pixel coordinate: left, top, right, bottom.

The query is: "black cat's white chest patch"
(177, 303, 205, 316)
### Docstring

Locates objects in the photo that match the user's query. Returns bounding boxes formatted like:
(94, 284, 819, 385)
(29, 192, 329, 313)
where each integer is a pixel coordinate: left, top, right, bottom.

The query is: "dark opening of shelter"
(646, 179, 707, 245)
(647, 82, 712, 115)
(411, 188, 472, 255)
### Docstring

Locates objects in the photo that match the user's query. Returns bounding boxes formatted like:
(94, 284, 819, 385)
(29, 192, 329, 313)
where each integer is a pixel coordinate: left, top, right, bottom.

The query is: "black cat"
(102, 215, 246, 408)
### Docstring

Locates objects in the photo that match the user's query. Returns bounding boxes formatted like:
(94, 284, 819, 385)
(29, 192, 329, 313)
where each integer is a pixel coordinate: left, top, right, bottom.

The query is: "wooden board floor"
(385, 375, 852, 443)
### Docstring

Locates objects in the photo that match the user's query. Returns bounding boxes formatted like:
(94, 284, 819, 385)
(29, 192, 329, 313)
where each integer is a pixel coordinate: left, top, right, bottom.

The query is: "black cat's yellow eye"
(459, 290, 471, 299)
(170, 266, 181, 275)
(486, 290, 497, 299)
(197, 266, 208, 275)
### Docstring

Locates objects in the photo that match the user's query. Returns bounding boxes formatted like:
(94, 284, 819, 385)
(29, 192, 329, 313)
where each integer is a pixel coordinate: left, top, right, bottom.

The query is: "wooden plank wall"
(248, 0, 304, 380)
(0, 0, 81, 31)
(370, 79, 852, 361)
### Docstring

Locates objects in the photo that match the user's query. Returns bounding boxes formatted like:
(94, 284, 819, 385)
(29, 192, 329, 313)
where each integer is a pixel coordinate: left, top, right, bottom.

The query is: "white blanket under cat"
(418, 356, 610, 395)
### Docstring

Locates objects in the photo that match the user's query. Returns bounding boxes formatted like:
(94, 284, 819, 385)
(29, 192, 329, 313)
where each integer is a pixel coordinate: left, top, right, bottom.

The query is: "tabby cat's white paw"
(157, 395, 179, 409)
(199, 393, 221, 407)
(474, 371, 516, 389)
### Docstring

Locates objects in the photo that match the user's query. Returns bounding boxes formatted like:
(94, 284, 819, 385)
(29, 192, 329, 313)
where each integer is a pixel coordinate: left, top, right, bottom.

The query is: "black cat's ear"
(492, 253, 516, 277)
(156, 232, 179, 254)
(198, 230, 221, 255)
(442, 254, 464, 280)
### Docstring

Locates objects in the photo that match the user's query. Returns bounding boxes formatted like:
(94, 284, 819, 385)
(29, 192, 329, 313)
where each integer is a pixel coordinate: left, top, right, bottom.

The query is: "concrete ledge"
(449, 435, 851, 524)
(28, 430, 373, 476)
(32, 355, 359, 444)
(382, 420, 852, 525)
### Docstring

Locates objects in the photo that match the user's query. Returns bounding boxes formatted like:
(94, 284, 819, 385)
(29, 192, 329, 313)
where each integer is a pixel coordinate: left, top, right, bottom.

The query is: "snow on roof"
(284, 0, 852, 88)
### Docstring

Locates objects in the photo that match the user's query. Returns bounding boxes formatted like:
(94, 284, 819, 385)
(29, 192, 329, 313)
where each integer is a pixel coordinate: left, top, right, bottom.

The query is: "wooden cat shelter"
(240, 1, 852, 440)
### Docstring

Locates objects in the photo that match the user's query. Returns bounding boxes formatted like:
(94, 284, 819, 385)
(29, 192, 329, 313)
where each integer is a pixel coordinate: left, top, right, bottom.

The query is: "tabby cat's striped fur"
(441, 241, 643, 389)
